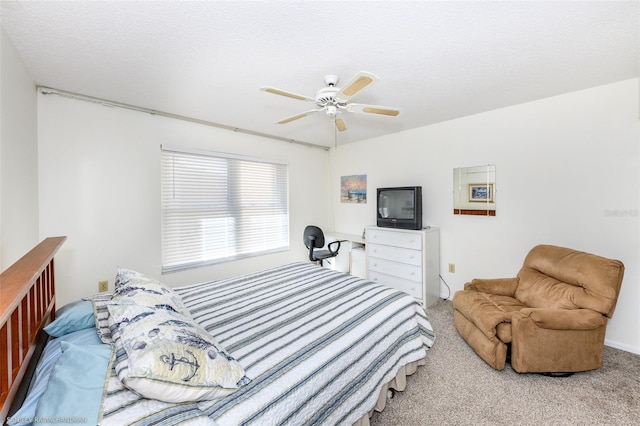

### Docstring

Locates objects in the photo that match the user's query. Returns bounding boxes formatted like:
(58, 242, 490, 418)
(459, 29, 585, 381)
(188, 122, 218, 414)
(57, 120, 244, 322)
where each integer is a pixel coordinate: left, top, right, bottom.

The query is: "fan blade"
(346, 103, 401, 117)
(335, 117, 347, 132)
(277, 109, 322, 124)
(260, 86, 317, 102)
(335, 71, 379, 101)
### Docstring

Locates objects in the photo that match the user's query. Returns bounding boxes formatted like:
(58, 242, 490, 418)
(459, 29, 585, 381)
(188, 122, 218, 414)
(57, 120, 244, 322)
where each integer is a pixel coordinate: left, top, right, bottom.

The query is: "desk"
(325, 233, 367, 278)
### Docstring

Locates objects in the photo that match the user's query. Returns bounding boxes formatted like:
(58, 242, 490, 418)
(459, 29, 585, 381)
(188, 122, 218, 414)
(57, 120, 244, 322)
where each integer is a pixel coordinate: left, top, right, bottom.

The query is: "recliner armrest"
(515, 308, 606, 330)
(464, 278, 518, 297)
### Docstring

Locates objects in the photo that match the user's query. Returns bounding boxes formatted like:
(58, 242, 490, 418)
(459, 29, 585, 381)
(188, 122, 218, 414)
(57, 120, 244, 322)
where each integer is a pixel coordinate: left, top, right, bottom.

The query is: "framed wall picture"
(341, 174, 367, 203)
(469, 183, 494, 202)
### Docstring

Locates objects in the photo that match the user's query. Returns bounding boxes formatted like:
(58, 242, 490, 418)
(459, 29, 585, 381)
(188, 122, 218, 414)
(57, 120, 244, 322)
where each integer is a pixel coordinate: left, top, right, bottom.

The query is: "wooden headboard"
(0, 236, 66, 421)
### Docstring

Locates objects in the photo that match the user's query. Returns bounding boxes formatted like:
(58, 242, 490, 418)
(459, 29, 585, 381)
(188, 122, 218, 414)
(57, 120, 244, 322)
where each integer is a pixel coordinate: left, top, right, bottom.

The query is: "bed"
(2, 237, 435, 425)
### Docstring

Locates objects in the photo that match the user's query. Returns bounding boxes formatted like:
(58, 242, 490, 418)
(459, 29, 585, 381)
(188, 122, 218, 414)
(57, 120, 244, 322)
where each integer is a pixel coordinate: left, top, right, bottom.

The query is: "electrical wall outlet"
(98, 280, 109, 292)
(448, 263, 456, 273)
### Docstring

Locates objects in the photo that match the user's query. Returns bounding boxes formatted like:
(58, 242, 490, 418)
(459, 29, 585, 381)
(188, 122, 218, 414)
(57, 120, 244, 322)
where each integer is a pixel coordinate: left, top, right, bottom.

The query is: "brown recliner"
(453, 244, 624, 373)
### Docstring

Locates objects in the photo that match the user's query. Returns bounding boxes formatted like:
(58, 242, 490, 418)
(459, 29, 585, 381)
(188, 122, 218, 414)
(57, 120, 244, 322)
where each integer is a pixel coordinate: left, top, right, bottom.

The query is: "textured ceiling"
(1, 1, 638, 148)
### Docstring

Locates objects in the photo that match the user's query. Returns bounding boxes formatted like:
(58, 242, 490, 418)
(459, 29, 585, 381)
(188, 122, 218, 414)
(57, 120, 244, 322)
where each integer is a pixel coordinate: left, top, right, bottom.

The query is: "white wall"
(0, 26, 39, 269)
(329, 79, 640, 354)
(37, 94, 332, 305)
(24, 47, 640, 355)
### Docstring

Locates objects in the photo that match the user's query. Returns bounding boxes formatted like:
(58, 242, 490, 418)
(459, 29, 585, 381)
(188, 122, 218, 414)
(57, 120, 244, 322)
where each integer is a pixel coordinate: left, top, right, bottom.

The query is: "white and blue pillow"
(89, 267, 192, 344)
(107, 303, 250, 403)
(112, 267, 191, 318)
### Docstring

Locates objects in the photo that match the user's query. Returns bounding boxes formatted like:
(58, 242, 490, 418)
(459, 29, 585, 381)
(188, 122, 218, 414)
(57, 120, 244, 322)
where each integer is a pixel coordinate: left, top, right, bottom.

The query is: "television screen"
(378, 189, 416, 219)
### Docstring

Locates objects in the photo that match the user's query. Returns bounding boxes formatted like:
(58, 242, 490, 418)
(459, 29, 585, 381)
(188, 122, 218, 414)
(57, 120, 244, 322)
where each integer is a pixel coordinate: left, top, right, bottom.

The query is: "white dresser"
(365, 226, 440, 307)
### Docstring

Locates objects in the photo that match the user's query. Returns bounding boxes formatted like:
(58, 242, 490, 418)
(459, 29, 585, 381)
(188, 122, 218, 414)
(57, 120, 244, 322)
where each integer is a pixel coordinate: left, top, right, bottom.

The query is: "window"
(161, 145, 289, 273)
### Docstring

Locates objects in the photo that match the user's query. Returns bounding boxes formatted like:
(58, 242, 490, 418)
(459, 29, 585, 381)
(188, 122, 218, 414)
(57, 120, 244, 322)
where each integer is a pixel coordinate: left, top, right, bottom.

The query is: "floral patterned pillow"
(112, 267, 191, 318)
(107, 303, 250, 403)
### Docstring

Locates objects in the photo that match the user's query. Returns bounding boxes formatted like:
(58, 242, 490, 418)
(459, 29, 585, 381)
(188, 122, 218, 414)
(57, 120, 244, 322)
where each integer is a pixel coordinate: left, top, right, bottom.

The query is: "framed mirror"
(453, 164, 496, 216)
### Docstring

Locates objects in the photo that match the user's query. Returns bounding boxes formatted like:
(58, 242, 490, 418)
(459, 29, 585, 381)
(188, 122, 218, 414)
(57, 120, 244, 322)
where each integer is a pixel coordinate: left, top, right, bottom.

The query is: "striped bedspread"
(99, 262, 435, 425)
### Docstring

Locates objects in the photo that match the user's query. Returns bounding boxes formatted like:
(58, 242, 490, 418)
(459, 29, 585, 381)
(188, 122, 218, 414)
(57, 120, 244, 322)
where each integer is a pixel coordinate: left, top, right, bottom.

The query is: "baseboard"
(605, 338, 640, 355)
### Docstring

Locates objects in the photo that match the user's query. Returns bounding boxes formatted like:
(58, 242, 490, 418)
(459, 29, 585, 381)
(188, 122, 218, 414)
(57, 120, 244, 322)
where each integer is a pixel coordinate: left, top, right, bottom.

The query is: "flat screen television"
(376, 186, 422, 230)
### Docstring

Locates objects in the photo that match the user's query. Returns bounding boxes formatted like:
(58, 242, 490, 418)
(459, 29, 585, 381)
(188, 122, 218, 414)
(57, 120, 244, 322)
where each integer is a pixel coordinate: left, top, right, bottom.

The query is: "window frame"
(160, 144, 289, 273)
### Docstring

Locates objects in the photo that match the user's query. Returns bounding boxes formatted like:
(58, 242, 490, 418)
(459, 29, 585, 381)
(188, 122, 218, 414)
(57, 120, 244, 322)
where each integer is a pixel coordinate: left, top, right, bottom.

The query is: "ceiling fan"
(260, 71, 401, 132)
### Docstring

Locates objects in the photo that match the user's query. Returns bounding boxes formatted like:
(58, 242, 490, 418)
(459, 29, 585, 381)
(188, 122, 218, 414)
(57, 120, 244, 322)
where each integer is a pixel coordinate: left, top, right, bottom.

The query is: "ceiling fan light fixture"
(326, 105, 337, 117)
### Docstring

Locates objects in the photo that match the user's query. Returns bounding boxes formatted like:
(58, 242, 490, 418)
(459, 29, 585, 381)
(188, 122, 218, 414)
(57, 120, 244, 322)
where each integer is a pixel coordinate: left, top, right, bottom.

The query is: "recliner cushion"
(514, 245, 624, 317)
(452, 290, 526, 341)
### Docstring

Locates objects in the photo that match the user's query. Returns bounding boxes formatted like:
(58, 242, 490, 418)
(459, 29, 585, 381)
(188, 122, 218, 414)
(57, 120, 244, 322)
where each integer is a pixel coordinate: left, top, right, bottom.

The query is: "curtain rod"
(37, 86, 329, 151)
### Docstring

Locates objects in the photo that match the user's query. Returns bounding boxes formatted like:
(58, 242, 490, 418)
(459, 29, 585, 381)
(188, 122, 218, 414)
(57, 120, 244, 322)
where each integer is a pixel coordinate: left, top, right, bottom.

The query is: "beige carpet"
(370, 299, 640, 426)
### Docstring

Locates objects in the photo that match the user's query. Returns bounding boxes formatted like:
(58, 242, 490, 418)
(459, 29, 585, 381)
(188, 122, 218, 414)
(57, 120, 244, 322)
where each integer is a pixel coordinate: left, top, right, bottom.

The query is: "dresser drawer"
(366, 243, 421, 266)
(368, 257, 422, 283)
(368, 271, 423, 300)
(366, 228, 422, 250)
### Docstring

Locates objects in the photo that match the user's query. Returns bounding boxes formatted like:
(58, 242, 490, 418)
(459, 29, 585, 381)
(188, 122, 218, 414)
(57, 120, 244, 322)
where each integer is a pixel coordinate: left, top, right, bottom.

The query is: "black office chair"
(303, 225, 342, 266)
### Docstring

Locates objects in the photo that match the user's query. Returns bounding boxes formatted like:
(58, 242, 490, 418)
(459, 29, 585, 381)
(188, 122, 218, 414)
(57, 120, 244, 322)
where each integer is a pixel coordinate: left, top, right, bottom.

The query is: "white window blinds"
(161, 145, 289, 273)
